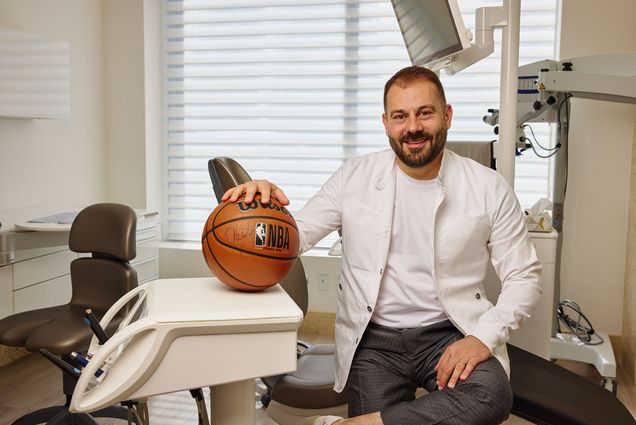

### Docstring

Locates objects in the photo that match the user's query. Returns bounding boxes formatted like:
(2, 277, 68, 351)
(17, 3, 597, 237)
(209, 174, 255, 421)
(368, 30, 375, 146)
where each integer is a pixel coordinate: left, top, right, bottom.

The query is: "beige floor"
(0, 333, 634, 425)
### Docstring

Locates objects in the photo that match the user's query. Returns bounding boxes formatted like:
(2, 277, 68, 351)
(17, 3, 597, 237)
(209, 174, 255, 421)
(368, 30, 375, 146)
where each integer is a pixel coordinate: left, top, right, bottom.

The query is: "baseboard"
(0, 345, 28, 369)
(300, 311, 336, 337)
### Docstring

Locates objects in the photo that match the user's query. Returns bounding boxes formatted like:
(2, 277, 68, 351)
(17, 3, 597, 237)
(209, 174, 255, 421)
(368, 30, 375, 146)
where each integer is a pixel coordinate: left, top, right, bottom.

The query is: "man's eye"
(419, 110, 433, 117)
(393, 114, 405, 120)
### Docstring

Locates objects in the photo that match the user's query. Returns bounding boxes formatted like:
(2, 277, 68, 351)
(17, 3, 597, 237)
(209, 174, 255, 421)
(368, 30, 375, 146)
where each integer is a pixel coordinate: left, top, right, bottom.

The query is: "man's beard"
(389, 126, 447, 169)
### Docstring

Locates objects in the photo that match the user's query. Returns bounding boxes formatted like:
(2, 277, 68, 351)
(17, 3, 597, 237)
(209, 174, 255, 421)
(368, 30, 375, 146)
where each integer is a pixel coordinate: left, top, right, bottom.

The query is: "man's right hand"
(221, 180, 290, 206)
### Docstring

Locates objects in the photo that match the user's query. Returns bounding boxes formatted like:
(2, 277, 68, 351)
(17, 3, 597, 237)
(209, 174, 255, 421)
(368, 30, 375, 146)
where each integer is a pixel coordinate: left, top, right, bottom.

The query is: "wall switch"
(318, 272, 330, 291)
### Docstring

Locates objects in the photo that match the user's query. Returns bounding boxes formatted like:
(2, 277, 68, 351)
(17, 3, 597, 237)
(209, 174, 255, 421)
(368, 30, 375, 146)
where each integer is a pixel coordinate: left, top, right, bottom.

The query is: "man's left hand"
(434, 335, 491, 390)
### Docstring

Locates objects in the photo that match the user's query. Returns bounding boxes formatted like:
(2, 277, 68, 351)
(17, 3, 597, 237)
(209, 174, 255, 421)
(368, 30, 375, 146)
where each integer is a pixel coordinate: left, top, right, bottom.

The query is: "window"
(163, 0, 559, 245)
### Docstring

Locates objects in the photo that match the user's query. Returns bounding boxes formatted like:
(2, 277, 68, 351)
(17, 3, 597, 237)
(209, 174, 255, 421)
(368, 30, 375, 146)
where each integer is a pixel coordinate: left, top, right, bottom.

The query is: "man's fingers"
(221, 180, 289, 205)
(460, 359, 478, 381)
(225, 186, 244, 202)
(447, 362, 466, 389)
(221, 189, 232, 202)
(244, 184, 260, 204)
(435, 355, 452, 389)
(273, 186, 290, 205)
(259, 185, 272, 204)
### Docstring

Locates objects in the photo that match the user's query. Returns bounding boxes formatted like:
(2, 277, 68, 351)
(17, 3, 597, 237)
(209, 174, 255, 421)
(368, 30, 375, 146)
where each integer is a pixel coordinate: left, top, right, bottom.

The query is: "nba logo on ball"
(255, 222, 290, 251)
(202, 194, 300, 291)
(255, 223, 266, 246)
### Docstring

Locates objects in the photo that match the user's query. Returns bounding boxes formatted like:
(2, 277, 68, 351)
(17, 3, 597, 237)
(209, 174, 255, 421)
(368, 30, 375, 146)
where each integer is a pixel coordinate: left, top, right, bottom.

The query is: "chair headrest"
(208, 157, 252, 202)
(69, 203, 137, 261)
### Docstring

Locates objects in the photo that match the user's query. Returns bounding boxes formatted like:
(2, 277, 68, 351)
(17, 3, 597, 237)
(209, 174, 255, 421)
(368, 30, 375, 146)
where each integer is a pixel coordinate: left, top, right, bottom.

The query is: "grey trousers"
(346, 320, 513, 425)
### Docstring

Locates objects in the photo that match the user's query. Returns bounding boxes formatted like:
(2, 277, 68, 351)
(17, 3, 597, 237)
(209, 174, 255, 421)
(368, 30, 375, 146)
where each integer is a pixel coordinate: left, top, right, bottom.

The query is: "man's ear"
(444, 104, 453, 129)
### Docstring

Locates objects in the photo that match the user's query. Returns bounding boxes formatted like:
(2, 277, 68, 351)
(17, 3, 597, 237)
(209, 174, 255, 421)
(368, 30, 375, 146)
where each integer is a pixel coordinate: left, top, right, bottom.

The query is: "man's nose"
(406, 114, 421, 133)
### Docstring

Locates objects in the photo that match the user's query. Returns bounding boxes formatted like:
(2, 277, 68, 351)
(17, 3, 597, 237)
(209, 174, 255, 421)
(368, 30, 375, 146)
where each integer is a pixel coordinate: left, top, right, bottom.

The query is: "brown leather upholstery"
(0, 203, 137, 354)
(69, 203, 136, 261)
(446, 141, 495, 169)
(270, 344, 349, 409)
(0, 203, 137, 424)
(208, 157, 252, 204)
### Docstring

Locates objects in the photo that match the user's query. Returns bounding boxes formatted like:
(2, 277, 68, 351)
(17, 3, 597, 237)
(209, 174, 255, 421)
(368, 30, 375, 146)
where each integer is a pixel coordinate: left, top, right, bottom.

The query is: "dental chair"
(208, 155, 634, 425)
(0, 203, 138, 425)
(208, 157, 349, 423)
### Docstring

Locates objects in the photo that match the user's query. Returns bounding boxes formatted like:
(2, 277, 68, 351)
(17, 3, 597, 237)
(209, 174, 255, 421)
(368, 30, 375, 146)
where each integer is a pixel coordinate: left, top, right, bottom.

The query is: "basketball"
(201, 194, 300, 291)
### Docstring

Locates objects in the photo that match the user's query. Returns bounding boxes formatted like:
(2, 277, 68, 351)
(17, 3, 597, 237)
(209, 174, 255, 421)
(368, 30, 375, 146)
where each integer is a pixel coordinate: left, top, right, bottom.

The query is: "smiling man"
(223, 66, 542, 425)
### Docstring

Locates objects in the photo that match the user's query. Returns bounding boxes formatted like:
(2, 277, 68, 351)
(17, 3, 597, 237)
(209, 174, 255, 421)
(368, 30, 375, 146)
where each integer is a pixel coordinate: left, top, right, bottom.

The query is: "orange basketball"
(201, 194, 300, 291)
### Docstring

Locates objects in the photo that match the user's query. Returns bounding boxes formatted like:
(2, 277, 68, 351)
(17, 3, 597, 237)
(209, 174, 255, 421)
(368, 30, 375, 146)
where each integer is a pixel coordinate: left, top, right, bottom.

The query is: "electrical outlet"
(318, 272, 330, 291)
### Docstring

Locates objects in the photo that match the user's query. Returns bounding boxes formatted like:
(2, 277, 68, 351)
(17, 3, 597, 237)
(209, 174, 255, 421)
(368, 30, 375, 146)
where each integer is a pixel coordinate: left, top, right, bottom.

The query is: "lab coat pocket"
(437, 214, 490, 278)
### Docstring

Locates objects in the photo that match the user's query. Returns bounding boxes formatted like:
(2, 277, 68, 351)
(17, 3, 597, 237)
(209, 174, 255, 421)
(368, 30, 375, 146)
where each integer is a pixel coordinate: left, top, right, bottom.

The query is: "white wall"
(0, 0, 160, 231)
(0, 0, 107, 228)
(101, 0, 161, 212)
(103, 0, 146, 209)
(558, 0, 636, 334)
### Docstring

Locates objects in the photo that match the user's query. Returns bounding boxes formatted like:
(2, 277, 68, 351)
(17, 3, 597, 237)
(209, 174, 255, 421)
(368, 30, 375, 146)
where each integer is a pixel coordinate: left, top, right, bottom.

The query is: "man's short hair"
(383, 66, 447, 111)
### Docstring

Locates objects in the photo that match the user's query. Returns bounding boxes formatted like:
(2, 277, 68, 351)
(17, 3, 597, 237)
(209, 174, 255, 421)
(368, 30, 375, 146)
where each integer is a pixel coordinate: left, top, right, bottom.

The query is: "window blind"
(163, 0, 558, 244)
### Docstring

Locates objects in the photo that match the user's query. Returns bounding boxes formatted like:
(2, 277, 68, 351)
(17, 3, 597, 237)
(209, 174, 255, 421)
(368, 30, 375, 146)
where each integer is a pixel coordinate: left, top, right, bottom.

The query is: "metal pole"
(497, 0, 521, 187)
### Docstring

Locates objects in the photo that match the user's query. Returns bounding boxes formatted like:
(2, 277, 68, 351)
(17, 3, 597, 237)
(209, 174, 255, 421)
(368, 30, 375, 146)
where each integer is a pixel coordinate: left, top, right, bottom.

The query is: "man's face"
(382, 79, 452, 171)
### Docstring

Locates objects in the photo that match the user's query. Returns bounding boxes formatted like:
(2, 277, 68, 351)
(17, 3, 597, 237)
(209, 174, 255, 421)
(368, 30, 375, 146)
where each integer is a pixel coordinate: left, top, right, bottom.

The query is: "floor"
(0, 333, 634, 425)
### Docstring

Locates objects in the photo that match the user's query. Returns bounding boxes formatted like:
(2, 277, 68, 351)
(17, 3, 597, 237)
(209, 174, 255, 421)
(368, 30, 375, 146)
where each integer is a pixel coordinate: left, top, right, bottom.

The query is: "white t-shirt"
(371, 167, 449, 328)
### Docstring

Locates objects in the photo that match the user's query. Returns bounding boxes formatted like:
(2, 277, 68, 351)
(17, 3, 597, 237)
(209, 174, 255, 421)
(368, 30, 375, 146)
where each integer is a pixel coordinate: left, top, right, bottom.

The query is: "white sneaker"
(303, 415, 344, 425)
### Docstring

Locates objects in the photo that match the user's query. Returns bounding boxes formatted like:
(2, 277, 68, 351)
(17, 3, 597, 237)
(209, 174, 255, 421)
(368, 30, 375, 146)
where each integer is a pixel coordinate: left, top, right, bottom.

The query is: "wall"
(102, 0, 160, 212)
(103, 0, 146, 209)
(0, 0, 107, 228)
(624, 111, 636, 382)
(558, 0, 636, 335)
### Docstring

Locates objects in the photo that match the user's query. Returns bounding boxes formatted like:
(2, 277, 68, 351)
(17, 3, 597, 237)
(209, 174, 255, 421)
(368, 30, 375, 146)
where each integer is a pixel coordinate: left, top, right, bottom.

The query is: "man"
(223, 66, 542, 425)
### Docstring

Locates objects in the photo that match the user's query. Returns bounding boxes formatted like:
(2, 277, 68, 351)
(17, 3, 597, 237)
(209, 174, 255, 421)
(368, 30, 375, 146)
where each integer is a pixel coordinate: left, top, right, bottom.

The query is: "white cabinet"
(0, 266, 12, 319)
(1, 246, 76, 316)
(14, 274, 72, 314)
(483, 230, 558, 359)
(131, 212, 160, 284)
(13, 249, 77, 291)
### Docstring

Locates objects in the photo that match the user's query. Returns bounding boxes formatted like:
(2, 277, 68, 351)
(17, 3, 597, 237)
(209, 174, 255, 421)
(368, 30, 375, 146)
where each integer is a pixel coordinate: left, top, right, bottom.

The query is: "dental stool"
(0, 203, 138, 425)
(508, 344, 635, 425)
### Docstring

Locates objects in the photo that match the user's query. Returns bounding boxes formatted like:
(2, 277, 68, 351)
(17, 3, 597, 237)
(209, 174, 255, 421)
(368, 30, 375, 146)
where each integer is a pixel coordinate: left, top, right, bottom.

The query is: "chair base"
(12, 405, 98, 425)
(12, 403, 134, 425)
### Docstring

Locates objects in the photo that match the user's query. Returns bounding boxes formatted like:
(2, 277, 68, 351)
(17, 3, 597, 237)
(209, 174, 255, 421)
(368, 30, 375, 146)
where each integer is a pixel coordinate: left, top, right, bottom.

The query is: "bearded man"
(223, 66, 542, 425)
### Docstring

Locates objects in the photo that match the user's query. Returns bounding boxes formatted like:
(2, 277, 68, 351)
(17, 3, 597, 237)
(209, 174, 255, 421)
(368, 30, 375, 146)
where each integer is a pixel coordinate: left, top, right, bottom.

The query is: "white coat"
(295, 148, 542, 392)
